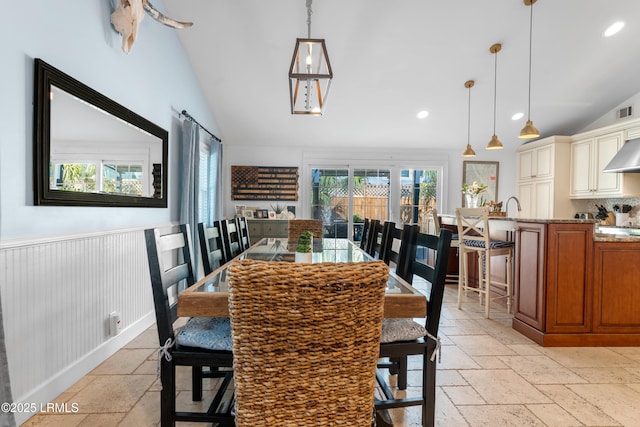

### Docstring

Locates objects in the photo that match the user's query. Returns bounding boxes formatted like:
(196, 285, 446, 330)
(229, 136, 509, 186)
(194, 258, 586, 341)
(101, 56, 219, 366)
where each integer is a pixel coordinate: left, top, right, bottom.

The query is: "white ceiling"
(163, 0, 640, 152)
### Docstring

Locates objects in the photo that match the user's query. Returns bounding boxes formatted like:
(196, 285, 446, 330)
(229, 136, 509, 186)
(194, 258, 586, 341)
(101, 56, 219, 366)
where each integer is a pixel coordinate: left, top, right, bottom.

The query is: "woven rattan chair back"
(228, 259, 389, 427)
(287, 218, 323, 244)
(197, 222, 227, 275)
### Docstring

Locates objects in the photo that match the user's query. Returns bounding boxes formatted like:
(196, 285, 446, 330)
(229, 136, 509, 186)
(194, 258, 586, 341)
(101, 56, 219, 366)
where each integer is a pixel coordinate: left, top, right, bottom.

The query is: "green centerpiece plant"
(295, 231, 313, 262)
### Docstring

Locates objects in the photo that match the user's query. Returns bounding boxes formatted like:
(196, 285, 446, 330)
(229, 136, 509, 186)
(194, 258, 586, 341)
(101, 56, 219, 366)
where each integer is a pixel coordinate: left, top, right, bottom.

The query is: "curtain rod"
(180, 110, 222, 142)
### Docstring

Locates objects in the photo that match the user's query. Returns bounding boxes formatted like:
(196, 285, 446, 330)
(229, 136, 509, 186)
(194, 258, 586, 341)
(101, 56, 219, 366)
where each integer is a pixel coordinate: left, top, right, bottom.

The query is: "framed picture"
(268, 211, 276, 219)
(261, 209, 269, 219)
(256, 210, 264, 219)
(245, 210, 254, 219)
(462, 161, 499, 206)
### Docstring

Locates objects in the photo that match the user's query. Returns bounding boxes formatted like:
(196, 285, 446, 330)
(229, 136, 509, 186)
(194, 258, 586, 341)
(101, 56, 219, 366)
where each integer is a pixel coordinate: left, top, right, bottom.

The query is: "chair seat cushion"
(176, 317, 232, 351)
(381, 318, 426, 343)
(462, 239, 513, 249)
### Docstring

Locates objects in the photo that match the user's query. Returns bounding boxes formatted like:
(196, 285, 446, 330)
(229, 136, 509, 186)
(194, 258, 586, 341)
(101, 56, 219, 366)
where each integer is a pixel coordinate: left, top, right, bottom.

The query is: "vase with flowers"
(461, 181, 487, 208)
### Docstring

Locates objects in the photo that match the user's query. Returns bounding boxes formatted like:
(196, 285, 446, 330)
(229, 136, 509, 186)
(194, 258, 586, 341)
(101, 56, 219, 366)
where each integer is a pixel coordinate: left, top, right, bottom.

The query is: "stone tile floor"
(22, 284, 640, 426)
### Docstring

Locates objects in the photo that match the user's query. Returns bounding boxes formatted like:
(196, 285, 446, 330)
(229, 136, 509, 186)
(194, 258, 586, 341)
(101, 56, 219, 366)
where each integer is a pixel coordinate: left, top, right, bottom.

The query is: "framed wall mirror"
(33, 58, 168, 207)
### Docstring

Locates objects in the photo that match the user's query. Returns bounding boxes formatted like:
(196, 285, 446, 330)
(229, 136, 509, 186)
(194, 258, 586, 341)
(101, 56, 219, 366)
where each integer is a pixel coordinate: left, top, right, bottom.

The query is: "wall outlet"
(109, 312, 122, 337)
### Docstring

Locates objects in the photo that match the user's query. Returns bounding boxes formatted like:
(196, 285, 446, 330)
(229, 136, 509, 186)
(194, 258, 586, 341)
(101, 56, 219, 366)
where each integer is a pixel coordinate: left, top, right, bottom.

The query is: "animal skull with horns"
(111, 0, 193, 53)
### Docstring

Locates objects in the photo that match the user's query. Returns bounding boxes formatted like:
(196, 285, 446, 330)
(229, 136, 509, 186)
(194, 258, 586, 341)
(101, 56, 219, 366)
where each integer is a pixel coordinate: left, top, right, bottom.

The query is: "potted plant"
(295, 231, 313, 262)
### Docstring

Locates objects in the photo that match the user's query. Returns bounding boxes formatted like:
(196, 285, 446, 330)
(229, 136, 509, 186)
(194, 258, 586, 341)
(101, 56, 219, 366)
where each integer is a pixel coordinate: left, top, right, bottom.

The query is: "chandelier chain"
(306, 0, 313, 38)
(493, 49, 498, 135)
(527, 1, 533, 120)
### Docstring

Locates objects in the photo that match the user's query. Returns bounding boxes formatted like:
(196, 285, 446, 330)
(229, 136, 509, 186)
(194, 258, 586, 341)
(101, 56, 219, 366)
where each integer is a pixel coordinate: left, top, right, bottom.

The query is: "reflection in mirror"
(34, 58, 168, 207)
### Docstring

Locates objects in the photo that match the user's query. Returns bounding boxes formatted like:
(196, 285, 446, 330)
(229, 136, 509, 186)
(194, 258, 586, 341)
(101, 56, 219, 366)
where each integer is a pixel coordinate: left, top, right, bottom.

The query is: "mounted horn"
(144, 0, 193, 29)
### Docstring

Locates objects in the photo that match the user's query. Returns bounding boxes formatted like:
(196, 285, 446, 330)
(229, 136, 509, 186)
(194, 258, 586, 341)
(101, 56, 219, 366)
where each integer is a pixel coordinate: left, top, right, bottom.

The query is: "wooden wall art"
(231, 166, 299, 201)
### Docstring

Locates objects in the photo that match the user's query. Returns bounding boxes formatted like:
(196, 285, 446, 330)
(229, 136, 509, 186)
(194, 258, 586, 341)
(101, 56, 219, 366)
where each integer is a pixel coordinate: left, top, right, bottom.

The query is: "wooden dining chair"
(197, 222, 227, 275)
(228, 259, 389, 426)
(365, 219, 381, 257)
(235, 216, 251, 251)
(220, 218, 242, 260)
(144, 224, 235, 427)
(376, 228, 452, 427)
(381, 223, 417, 281)
(359, 218, 371, 250)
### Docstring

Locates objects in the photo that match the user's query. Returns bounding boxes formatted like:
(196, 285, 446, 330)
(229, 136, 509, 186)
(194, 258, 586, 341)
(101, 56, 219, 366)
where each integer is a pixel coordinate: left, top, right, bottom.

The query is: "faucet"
(505, 196, 521, 217)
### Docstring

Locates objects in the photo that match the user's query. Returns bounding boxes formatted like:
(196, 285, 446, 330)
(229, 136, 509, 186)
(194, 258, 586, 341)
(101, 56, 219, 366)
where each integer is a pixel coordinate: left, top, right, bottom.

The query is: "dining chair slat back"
(228, 259, 389, 426)
(381, 223, 417, 282)
(144, 224, 234, 427)
(221, 218, 242, 260)
(365, 219, 381, 256)
(376, 228, 452, 427)
(235, 216, 251, 251)
(359, 218, 371, 250)
(197, 221, 227, 275)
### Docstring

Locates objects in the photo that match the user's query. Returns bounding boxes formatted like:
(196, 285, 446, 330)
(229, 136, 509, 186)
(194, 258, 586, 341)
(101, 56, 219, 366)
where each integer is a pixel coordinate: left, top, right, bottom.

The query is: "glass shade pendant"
(289, 1, 333, 115)
(461, 80, 476, 158)
(519, 0, 540, 139)
(486, 43, 503, 150)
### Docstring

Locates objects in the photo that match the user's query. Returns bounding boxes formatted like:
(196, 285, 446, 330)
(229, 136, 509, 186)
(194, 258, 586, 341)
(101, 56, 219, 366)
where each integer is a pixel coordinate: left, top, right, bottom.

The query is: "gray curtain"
(179, 120, 200, 273)
(0, 290, 16, 427)
(207, 139, 223, 225)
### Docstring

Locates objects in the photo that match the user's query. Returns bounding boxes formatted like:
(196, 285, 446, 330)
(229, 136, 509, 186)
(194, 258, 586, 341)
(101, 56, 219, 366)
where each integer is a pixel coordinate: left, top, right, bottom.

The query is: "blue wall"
(0, 0, 219, 240)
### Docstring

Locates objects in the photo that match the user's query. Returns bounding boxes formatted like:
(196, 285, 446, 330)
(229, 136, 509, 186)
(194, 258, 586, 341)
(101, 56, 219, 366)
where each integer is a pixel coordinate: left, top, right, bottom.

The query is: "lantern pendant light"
(519, 0, 540, 139)
(462, 80, 477, 158)
(288, 0, 333, 115)
(486, 43, 503, 150)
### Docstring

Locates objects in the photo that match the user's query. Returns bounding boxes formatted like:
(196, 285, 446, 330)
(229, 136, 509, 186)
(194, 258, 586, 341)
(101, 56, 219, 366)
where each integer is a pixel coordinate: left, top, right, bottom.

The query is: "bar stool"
(455, 207, 513, 318)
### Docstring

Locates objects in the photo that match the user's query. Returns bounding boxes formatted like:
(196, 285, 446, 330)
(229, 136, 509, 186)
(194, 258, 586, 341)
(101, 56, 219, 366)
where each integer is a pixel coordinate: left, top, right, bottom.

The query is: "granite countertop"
(440, 213, 597, 224)
(594, 233, 640, 242)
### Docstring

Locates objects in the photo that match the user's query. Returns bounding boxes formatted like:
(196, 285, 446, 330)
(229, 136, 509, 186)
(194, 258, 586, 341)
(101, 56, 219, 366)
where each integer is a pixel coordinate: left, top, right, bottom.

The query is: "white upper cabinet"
(570, 130, 640, 198)
(518, 144, 553, 181)
(516, 136, 573, 219)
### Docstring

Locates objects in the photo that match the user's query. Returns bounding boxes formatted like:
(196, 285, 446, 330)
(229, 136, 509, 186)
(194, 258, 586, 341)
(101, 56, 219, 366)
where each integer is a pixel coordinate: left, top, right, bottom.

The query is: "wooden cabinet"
(592, 241, 640, 333)
(513, 222, 546, 331)
(570, 131, 640, 198)
(516, 136, 572, 219)
(513, 221, 593, 345)
(247, 219, 288, 242)
(513, 220, 640, 346)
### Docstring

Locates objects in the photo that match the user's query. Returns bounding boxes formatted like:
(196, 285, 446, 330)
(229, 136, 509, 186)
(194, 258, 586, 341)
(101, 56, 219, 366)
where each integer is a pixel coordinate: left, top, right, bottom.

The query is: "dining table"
(178, 237, 427, 319)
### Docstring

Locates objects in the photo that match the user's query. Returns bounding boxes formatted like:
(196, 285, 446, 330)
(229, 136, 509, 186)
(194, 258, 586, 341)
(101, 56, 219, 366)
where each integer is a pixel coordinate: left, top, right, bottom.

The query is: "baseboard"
(14, 311, 155, 425)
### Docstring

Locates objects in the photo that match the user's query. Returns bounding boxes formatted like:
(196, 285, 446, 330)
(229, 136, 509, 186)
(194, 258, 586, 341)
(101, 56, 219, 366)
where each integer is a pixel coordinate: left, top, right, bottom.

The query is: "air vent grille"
(616, 105, 633, 120)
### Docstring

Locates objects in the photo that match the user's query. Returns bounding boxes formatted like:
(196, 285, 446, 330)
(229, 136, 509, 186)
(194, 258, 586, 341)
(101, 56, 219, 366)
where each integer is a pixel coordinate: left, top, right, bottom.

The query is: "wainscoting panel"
(0, 226, 159, 411)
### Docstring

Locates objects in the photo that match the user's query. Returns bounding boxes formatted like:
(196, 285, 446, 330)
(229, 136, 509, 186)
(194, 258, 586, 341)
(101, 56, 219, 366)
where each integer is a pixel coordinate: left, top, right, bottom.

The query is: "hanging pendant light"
(486, 43, 503, 150)
(462, 80, 477, 158)
(288, 0, 333, 115)
(519, 0, 540, 139)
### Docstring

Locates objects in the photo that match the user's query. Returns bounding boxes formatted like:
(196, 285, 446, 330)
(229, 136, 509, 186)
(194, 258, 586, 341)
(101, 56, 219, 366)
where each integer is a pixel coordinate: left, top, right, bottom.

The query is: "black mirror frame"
(33, 58, 169, 207)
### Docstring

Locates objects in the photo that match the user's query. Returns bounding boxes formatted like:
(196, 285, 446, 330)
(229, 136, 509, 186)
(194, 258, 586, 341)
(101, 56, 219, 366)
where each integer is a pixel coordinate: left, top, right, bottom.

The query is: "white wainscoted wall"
(0, 226, 167, 423)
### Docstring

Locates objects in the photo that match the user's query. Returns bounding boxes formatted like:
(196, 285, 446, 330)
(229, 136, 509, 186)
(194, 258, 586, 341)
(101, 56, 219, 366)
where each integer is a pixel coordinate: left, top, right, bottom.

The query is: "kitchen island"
(440, 214, 640, 346)
(512, 218, 640, 346)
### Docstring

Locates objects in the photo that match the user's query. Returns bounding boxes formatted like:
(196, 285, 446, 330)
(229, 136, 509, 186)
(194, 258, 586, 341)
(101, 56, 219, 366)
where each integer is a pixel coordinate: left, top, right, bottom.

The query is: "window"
(400, 169, 438, 226)
(198, 140, 211, 223)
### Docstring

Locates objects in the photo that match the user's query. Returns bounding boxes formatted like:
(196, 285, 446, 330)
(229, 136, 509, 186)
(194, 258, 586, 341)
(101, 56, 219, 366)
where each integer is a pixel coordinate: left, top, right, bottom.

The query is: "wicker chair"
(228, 259, 389, 426)
(287, 218, 323, 246)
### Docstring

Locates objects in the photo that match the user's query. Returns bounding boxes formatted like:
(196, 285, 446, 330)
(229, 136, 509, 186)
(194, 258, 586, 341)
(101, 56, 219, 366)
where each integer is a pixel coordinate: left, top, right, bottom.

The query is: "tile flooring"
(22, 285, 640, 427)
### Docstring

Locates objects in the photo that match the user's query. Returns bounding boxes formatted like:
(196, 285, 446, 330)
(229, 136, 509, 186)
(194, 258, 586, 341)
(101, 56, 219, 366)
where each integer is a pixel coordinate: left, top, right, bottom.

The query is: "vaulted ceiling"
(164, 0, 640, 152)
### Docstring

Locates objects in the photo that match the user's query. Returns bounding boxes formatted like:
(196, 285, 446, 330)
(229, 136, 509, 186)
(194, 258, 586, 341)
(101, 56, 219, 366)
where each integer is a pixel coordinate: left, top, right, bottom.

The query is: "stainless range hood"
(603, 138, 640, 173)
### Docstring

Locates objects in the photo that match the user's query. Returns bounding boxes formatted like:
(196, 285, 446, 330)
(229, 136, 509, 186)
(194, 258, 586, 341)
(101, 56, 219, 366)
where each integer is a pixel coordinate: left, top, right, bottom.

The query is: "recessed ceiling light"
(512, 112, 524, 120)
(604, 21, 624, 37)
(417, 110, 429, 119)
